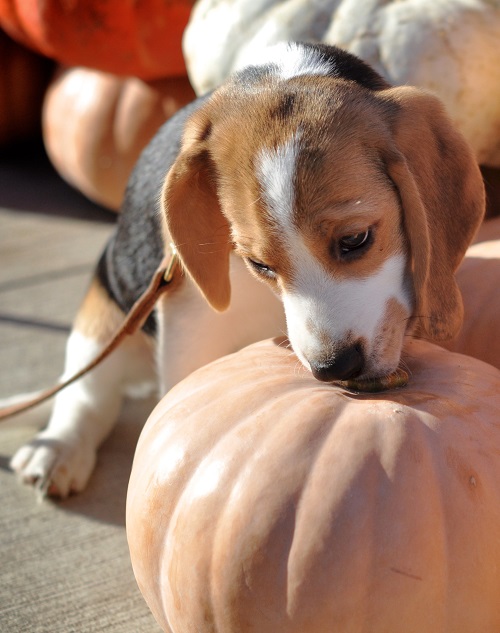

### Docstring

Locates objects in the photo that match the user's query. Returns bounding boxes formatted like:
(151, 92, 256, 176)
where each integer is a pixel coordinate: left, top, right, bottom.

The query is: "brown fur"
(379, 87, 485, 340)
(74, 278, 127, 342)
(162, 75, 484, 341)
(372, 297, 411, 366)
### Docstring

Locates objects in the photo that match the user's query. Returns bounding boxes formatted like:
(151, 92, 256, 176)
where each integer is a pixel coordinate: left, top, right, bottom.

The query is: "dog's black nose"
(310, 344, 364, 382)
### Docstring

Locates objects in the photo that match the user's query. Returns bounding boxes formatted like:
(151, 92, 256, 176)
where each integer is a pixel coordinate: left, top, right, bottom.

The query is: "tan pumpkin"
(444, 238, 500, 369)
(0, 28, 52, 146)
(42, 67, 195, 210)
(127, 337, 500, 633)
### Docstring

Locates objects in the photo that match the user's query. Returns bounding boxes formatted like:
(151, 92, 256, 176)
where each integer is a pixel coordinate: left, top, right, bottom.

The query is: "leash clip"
(163, 242, 179, 284)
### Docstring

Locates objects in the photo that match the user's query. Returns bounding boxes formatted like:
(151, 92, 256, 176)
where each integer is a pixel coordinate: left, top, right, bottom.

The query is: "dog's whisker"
(403, 331, 434, 344)
(293, 359, 305, 378)
(248, 194, 263, 207)
(398, 357, 412, 378)
(276, 337, 292, 351)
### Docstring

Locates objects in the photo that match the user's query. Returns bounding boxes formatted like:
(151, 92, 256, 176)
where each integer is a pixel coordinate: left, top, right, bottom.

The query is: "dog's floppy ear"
(161, 112, 232, 312)
(379, 86, 485, 341)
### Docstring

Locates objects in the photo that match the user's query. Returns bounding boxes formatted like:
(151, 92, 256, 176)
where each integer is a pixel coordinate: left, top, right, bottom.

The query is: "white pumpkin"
(184, 0, 500, 165)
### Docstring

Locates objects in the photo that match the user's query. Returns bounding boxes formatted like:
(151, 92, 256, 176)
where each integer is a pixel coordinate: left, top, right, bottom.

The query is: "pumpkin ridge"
(154, 376, 310, 630)
(128, 338, 500, 632)
(208, 393, 350, 630)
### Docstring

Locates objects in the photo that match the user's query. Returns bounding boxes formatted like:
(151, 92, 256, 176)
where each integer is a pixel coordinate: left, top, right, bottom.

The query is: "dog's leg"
(9, 278, 156, 498)
(157, 257, 285, 392)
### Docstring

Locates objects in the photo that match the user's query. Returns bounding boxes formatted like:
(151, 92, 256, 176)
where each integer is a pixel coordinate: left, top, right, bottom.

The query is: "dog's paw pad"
(10, 432, 96, 498)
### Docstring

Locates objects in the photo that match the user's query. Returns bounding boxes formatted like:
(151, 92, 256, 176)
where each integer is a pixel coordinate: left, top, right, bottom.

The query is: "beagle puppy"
(9, 42, 484, 497)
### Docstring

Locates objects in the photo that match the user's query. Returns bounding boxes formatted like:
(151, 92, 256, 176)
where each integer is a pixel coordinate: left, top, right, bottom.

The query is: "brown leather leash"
(0, 245, 180, 421)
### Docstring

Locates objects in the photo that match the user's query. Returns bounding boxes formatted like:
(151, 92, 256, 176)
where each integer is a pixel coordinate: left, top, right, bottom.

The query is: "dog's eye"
(247, 258, 276, 278)
(339, 230, 370, 253)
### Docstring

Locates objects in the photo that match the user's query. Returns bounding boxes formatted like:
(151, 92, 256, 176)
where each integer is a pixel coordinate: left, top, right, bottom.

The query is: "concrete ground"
(0, 141, 161, 633)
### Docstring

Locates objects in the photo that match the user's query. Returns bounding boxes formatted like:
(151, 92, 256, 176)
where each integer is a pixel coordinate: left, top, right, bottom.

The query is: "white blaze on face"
(257, 133, 300, 225)
(256, 136, 411, 375)
(237, 41, 333, 81)
(270, 42, 333, 80)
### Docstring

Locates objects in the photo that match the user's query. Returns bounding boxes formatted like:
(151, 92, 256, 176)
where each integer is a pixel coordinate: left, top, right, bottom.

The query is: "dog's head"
(162, 42, 484, 381)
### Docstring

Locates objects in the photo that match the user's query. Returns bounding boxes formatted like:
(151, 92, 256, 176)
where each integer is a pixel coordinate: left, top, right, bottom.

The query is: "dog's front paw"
(10, 430, 96, 498)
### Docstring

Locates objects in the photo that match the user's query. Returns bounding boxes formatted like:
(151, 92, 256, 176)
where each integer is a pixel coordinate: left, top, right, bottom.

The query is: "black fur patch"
(233, 42, 389, 93)
(199, 121, 213, 142)
(270, 93, 297, 120)
(95, 95, 211, 336)
(299, 42, 390, 91)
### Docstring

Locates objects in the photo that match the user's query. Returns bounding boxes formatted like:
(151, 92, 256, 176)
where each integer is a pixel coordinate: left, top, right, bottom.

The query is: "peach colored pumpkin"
(0, 29, 52, 146)
(445, 238, 500, 369)
(472, 216, 500, 244)
(42, 68, 195, 210)
(127, 337, 500, 633)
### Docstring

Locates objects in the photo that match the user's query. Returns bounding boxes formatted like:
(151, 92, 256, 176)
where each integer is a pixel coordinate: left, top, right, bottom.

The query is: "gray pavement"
(0, 142, 161, 633)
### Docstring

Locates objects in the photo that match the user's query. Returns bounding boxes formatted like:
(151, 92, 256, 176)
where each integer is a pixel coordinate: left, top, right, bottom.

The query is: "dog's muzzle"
(309, 343, 364, 382)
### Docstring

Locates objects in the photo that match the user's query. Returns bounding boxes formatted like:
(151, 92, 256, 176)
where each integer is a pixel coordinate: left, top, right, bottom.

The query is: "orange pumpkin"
(42, 67, 195, 210)
(127, 337, 500, 633)
(0, 28, 52, 146)
(0, 0, 194, 80)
